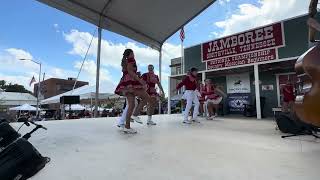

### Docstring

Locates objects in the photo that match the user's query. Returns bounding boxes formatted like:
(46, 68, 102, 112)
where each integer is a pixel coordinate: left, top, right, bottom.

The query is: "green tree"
(105, 98, 116, 109)
(0, 80, 6, 88)
(0, 80, 32, 94)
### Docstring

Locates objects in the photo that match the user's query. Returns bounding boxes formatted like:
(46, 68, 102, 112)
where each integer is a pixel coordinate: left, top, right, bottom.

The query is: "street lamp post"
(19, 58, 42, 118)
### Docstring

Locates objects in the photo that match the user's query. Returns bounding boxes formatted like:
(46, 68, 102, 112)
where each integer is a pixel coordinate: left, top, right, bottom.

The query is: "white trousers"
(117, 98, 138, 125)
(204, 102, 208, 117)
(183, 90, 200, 120)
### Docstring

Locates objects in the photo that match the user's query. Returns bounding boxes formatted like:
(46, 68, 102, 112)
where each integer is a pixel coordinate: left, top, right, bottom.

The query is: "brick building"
(34, 78, 88, 99)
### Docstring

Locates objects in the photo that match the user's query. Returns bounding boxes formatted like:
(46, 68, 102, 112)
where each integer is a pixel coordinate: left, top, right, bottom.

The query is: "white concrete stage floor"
(12, 114, 320, 180)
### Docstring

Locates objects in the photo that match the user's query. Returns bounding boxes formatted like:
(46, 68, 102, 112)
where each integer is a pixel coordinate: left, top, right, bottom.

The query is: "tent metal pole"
(158, 46, 162, 114)
(35, 63, 41, 119)
(167, 76, 171, 114)
(254, 64, 261, 119)
(201, 72, 206, 116)
(201, 72, 206, 84)
(94, 27, 102, 118)
(181, 40, 184, 74)
(90, 94, 93, 110)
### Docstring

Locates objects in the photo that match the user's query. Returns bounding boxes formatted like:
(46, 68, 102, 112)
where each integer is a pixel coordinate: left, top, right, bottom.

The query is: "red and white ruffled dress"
(198, 83, 205, 104)
(142, 72, 159, 97)
(115, 57, 144, 95)
(203, 85, 222, 105)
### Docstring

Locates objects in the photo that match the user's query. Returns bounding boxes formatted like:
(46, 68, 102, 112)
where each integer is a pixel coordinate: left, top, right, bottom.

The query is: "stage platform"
(11, 115, 320, 180)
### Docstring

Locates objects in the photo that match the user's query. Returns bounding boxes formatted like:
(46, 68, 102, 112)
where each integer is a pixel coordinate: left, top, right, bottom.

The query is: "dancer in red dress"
(202, 79, 225, 119)
(282, 80, 295, 112)
(115, 49, 152, 134)
(132, 64, 164, 125)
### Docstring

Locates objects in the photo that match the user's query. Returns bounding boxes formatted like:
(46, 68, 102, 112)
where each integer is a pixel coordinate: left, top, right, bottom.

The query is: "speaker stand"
(282, 130, 320, 139)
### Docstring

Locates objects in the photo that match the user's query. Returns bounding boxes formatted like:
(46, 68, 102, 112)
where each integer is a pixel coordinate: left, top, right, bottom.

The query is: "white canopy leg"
(201, 72, 206, 116)
(201, 72, 206, 84)
(254, 64, 262, 119)
(181, 38, 185, 74)
(158, 46, 162, 114)
(168, 76, 171, 114)
(94, 27, 102, 118)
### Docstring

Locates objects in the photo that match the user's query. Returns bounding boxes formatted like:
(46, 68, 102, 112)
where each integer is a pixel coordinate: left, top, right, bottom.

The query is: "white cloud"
(218, 0, 231, 5)
(73, 59, 116, 92)
(63, 29, 180, 69)
(0, 29, 180, 95)
(6, 48, 33, 60)
(214, 0, 309, 37)
(209, 32, 219, 38)
(0, 73, 34, 91)
(0, 50, 117, 94)
(53, 23, 60, 33)
(63, 29, 181, 95)
(0, 48, 91, 92)
(0, 48, 38, 76)
(74, 60, 97, 78)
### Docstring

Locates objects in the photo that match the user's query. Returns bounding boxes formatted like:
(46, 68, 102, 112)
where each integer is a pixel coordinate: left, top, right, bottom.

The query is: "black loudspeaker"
(0, 122, 20, 151)
(275, 113, 302, 134)
(60, 95, 80, 104)
(0, 138, 49, 180)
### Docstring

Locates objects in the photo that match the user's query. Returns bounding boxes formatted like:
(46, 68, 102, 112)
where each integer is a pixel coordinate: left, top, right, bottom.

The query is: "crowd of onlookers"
(56, 108, 124, 120)
(0, 108, 126, 122)
(1, 101, 172, 122)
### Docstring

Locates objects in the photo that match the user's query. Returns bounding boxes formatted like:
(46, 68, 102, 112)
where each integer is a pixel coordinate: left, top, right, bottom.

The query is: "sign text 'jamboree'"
(202, 22, 285, 70)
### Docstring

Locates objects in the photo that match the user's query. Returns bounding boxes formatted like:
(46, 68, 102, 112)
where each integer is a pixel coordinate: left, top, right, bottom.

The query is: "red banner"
(202, 22, 284, 62)
(207, 49, 277, 70)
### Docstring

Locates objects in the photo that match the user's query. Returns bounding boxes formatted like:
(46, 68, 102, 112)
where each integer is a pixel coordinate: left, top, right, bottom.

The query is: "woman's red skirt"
(146, 87, 159, 97)
(115, 73, 143, 95)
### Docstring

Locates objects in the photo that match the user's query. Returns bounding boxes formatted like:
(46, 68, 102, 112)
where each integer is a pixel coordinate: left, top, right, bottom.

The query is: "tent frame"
(37, 0, 216, 117)
(94, 28, 163, 117)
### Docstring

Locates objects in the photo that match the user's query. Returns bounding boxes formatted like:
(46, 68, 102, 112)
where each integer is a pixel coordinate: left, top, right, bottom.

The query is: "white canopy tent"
(9, 104, 39, 111)
(92, 107, 104, 112)
(171, 94, 184, 101)
(41, 85, 122, 105)
(0, 92, 37, 106)
(36, 0, 216, 116)
(86, 107, 113, 112)
(65, 104, 86, 111)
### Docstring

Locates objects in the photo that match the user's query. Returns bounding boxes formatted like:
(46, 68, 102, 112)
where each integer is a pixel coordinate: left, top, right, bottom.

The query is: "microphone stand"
(22, 121, 47, 140)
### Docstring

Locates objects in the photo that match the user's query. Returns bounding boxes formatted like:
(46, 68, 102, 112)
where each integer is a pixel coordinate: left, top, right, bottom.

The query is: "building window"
(176, 66, 181, 75)
(56, 84, 61, 91)
(170, 64, 182, 76)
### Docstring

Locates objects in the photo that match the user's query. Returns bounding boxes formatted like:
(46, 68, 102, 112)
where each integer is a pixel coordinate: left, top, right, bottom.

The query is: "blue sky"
(0, 0, 309, 94)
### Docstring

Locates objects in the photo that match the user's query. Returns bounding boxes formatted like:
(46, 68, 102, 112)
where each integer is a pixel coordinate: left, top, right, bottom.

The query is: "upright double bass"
(294, 0, 320, 126)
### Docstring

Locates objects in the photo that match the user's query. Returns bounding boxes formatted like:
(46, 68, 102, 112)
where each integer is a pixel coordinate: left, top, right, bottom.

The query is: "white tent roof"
(85, 106, 112, 112)
(41, 85, 122, 104)
(65, 104, 86, 111)
(170, 94, 183, 101)
(36, 0, 216, 50)
(9, 104, 39, 111)
(88, 107, 106, 112)
(0, 92, 37, 106)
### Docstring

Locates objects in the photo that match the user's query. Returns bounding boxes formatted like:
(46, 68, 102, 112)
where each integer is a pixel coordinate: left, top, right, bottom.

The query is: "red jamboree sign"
(202, 22, 284, 62)
(207, 49, 277, 70)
